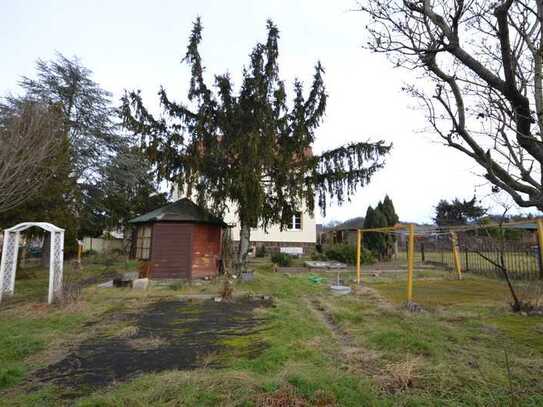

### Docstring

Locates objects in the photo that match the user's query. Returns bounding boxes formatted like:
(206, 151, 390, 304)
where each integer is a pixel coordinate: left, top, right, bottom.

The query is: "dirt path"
(306, 297, 383, 375)
(307, 292, 424, 394)
(306, 295, 387, 379)
(307, 298, 354, 350)
(352, 285, 396, 311)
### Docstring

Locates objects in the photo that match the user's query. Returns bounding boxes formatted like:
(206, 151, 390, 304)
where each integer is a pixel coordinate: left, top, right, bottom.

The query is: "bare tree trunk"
(236, 222, 251, 274)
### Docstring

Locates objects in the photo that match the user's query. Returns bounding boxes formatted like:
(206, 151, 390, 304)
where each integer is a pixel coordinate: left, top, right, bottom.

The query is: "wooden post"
(537, 220, 543, 280)
(407, 224, 415, 303)
(450, 232, 463, 280)
(356, 230, 362, 285)
(77, 242, 83, 264)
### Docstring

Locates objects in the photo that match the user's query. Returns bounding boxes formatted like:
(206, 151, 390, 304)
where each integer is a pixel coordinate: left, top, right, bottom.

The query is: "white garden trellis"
(0, 222, 64, 304)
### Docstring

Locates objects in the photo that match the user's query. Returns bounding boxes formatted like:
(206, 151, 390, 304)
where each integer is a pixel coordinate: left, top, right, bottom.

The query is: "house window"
(136, 225, 152, 259)
(288, 212, 302, 230)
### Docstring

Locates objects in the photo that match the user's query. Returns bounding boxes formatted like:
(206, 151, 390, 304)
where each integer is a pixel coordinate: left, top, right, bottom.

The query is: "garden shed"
(129, 199, 228, 279)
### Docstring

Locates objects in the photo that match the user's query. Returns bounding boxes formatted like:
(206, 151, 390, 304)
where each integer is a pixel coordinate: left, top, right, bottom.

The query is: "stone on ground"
(132, 278, 149, 290)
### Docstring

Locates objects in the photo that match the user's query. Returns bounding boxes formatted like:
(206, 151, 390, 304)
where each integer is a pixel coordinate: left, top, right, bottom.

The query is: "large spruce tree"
(11, 53, 122, 183)
(121, 19, 390, 271)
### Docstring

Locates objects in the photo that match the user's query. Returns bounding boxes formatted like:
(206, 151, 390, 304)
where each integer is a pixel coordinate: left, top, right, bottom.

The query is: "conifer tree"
(363, 205, 388, 259)
(2, 54, 124, 244)
(122, 19, 391, 271)
(10, 53, 122, 183)
(381, 195, 399, 226)
(434, 197, 486, 226)
(380, 195, 399, 258)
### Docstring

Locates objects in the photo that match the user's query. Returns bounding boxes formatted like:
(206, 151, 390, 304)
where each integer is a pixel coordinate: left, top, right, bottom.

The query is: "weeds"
(271, 253, 292, 267)
(256, 384, 311, 407)
(220, 278, 234, 301)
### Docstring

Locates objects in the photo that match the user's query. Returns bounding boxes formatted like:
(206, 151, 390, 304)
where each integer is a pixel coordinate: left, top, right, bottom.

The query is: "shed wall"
(191, 224, 222, 278)
(150, 223, 193, 279)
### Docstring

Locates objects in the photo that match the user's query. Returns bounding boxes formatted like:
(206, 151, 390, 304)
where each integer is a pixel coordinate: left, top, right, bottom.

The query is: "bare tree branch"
(0, 101, 64, 213)
(360, 0, 543, 210)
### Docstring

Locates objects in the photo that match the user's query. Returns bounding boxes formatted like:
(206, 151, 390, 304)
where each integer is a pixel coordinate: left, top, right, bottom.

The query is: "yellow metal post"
(450, 232, 463, 280)
(537, 220, 543, 280)
(407, 223, 415, 303)
(356, 230, 362, 285)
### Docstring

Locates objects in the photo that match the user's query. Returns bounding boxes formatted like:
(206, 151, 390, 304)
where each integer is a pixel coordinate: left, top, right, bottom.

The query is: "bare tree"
(0, 101, 64, 213)
(359, 0, 543, 210)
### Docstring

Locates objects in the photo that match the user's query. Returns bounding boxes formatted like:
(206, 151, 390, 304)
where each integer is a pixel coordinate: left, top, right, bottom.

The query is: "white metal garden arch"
(0, 222, 64, 304)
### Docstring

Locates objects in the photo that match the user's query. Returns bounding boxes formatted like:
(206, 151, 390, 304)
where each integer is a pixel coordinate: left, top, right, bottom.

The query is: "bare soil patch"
(31, 297, 270, 392)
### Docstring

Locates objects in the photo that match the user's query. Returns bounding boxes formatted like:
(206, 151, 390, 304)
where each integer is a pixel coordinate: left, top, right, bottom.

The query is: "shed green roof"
(128, 198, 228, 227)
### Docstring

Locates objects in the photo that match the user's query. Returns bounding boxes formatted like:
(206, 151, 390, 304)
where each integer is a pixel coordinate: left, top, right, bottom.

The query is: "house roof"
(128, 198, 228, 227)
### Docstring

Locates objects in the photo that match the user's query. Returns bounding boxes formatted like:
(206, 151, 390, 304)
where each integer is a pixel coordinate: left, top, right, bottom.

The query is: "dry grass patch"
(376, 356, 423, 394)
(127, 336, 168, 350)
(197, 351, 222, 368)
(341, 345, 382, 376)
(353, 285, 395, 312)
(256, 384, 336, 407)
(24, 327, 92, 369)
(115, 325, 139, 338)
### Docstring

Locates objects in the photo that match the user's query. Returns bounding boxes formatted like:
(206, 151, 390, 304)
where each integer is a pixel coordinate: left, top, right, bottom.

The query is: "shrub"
(324, 244, 376, 265)
(271, 252, 292, 267)
(310, 252, 328, 261)
(255, 245, 267, 258)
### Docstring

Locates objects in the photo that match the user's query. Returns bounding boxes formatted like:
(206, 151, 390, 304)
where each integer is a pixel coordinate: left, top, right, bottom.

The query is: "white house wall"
(172, 187, 316, 244)
(222, 206, 316, 244)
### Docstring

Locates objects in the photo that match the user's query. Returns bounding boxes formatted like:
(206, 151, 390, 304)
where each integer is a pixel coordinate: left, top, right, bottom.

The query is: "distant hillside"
(323, 216, 365, 231)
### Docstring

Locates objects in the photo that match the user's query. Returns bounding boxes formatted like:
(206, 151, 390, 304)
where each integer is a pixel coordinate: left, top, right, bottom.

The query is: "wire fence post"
(450, 232, 463, 280)
(407, 224, 415, 303)
(537, 220, 543, 280)
(356, 230, 361, 285)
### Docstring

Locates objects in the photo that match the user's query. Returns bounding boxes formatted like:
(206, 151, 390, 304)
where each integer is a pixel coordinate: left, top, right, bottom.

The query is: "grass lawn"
(1, 257, 542, 406)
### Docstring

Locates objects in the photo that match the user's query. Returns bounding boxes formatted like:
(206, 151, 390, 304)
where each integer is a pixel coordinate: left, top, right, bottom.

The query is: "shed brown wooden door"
(150, 223, 193, 279)
(191, 224, 222, 278)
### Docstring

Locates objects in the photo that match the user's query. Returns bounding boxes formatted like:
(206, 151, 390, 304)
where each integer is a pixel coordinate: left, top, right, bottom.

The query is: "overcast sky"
(2, 0, 535, 224)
